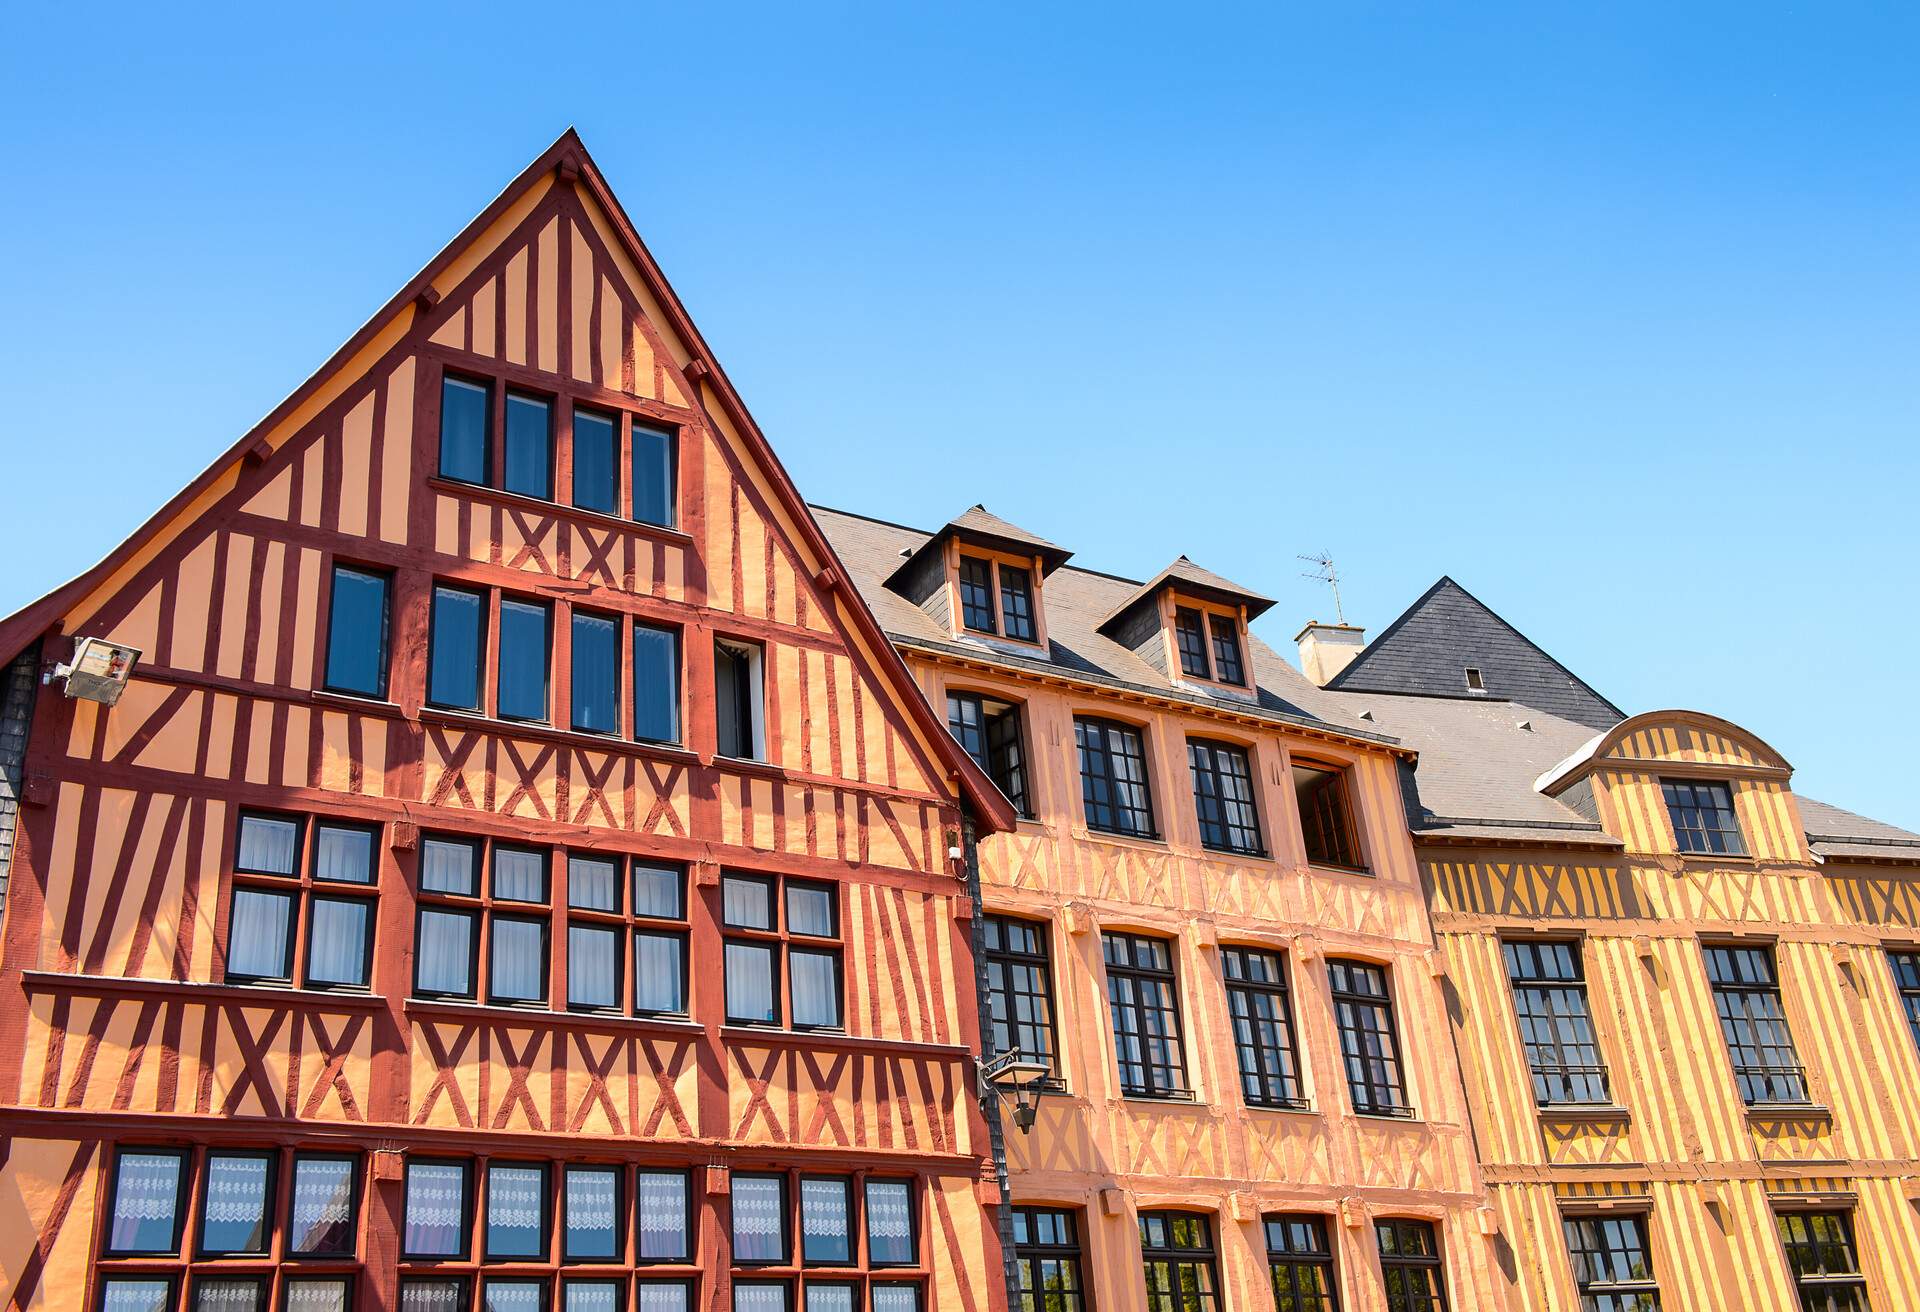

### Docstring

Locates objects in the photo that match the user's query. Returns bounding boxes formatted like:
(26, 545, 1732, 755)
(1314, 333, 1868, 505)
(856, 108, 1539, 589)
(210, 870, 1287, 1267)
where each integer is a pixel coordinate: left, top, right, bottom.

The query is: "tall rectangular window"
(1222, 946, 1304, 1109)
(1207, 615, 1244, 686)
(724, 874, 842, 1030)
(800, 1176, 854, 1265)
(324, 565, 390, 698)
(634, 623, 681, 744)
(865, 1179, 916, 1265)
(1704, 944, 1807, 1104)
(1189, 739, 1263, 855)
(1076, 717, 1157, 839)
(572, 406, 618, 514)
(428, 584, 485, 711)
(107, 1148, 187, 1255)
(1890, 951, 1920, 1054)
(1294, 762, 1364, 870)
(637, 1168, 692, 1262)
(571, 611, 620, 734)
(1563, 1213, 1661, 1311)
(1012, 1208, 1086, 1312)
(1173, 608, 1209, 678)
(998, 564, 1036, 641)
(289, 1154, 359, 1255)
(1328, 959, 1409, 1116)
(1265, 1214, 1339, 1312)
(632, 423, 675, 528)
(958, 556, 996, 633)
(403, 1159, 472, 1259)
(714, 637, 763, 760)
(1661, 779, 1746, 856)
(1103, 932, 1188, 1098)
(632, 862, 689, 1017)
(1776, 1211, 1869, 1312)
(496, 597, 551, 722)
(983, 915, 1061, 1085)
(1138, 1213, 1220, 1312)
(1505, 940, 1610, 1106)
(504, 391, 552, 499)
(948, 692, 1030, 817)
(1377, 1220, 1448, 1312)
(413, 834, 560, 1008)
(485, 1162, 548, 1260)
(440, 375, 491, 485)
(562, 1166, 620, 1262)
(732, 1174, 789, 1265)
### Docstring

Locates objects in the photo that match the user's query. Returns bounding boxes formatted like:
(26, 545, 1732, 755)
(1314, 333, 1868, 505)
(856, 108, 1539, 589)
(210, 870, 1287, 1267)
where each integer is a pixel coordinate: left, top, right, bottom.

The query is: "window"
(1464, 667, 1485, 693)
(715, 637, 764, 760)
(732, 1174, 790, 1264)
(107, 1148, 188, 1254)
(289, 1154, 360, 1255)
(1505, 941, 1610, 1106)
(286, 1278, 353, 1312)
(1890, 951, 1920, 1053)
(1563, 1213, 1661, 1312)
(1103, 932, 1189, 1098)
(1265, 1214, 1339, 1312)
(429, 584, 486, 711)
(800, 1176, 854, 1265)
(1222, 946, 1305, 1109)
(1776, 1211, 1870, 1312)
(1294, 762, 1363, 870)
(723, 874, 842, 1030)
(1208, 615, 1244, 686)
(99, 1279, 175, 1312)
(959, 556, 996, 633)
(504, 391, 553, 499)
(400, 1278, 470, 1312)
(225, 813, 377, 989)
(948, 692, 1031, 817)
(865, 1179, 916, 1265)
(999, 565, 1036, 641)
(482, 1162, 548, 1261)
(1011, 1207, 1086, 1312)
(561, 1166, 621, 1262)
(192, 1274, 268, 1310)
(735, 1283, 789, 1312)
(1661, 779, 1746, 856)
(1377, 1220, 1448, 1312)
(1704, 945, 1807, 1105)
(1328, 959, 1410, 1116)
(637, 1169, 692, 1262)
(633, 423, 676, 528)
(440, 375, 491, 485)
(197, 1151, 274, 1256)
(567, 856, 689, 1018)
(497, 597, 551, 722)
(572, 406, 618, 515)
(727, 1172, 919, 1312)
(1174, 608, 1208, 678)
(1138, 1213, 1220, 1312)
(413, 835, 555, 1005)
(571, 611, 620, 734)
(871, 1288, 921, 1312)
(983, 916, 1062, 1086)
(404, 1159, 473, 1259)
(1189, 739, 1263, 855)
(324, 564, 391, 698)
(634, 623, 681, 744)
(1076, 717, 1157, 839)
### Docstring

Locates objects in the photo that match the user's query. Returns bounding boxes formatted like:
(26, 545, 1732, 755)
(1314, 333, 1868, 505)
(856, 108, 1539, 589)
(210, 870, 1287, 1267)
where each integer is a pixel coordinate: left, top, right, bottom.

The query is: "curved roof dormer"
(1535, 709, 1791, 797)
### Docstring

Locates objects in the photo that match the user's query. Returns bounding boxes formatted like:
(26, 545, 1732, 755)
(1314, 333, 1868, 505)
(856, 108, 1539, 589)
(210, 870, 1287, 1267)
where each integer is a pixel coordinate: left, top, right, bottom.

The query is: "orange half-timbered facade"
(0, 134, 1016, 1312)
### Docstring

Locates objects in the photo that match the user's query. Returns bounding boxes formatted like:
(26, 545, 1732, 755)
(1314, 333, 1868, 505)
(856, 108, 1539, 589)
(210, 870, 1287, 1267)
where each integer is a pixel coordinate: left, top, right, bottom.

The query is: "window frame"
(1264, 1212, 1341, 1312)
(1167, 600, 1248, 688)
(952, 550, 1044, 646)
(103, 1145, 191, 1258)
(558, 1164, 624, 1265)
(1376, 1218, 1449, 1312)
(1293, 759, 1368, 873)
(722, 873, 846, 1032)
(193, 1148, 278, 1259)
(1010, 1206, 1087, 1312)
(401, 1157, 476, 1262)
(1137, 1211, 1222, 1312)
(1660, 778, 1748, 857)
(1221, 945, 1307, 1110)
(1075, 715, 1159, 840)
(946, 690, 1032, 819)
(982, 914, 1064, 1089)
(482, 1160, 552, 1263)
(1188, 737, 1265, 857)
(223, 810, 379, 992)
(1774, 1208, 1870, 1312)
(1327, 958, 1412, 1117)
(322, 561, 393, 701)
(1103, 931, 1191, 1099)
(714, 635, 767, 762)
(288, 1150, 363, 1258)
(1889, 949, 1920, 1056)
(1562, 1211, 1662, 1312)
(1702, 942, 1809, 1106)
(1503, 939, 1612, 1107)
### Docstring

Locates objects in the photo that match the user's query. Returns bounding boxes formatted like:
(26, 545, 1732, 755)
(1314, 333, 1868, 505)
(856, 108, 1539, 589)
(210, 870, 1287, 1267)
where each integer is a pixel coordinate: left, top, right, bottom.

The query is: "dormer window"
(956, 553, 1041, 645)
(998, 564, 1036, 641)
(1171, 605, 1247, 688)
(1208, 615, 1244, 685)
(1174, 609, 1208, 677)
(959, 557, 996, 633)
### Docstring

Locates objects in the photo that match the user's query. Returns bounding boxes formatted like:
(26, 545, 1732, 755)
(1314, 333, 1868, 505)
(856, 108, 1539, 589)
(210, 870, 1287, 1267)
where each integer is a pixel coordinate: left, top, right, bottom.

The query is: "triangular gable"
(1, 130, 1014, 833)
(1328, 576, 1624, 731)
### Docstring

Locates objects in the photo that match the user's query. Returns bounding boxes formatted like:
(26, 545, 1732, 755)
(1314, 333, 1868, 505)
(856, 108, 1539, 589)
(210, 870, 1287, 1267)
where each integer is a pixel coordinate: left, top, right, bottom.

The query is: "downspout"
(962, 812, 1022, 1310)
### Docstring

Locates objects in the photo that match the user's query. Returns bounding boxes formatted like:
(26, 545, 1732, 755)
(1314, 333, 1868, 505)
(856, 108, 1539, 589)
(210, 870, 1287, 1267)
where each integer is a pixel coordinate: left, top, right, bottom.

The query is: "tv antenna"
(1299, 552, 1347, 625)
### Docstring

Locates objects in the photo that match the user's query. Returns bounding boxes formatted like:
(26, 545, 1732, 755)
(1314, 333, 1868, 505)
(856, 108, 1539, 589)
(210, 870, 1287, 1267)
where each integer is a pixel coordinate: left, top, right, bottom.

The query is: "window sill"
(1245, 1101, 1318, 1118)
(1305, 861, 1374, 879)
(717, 1026, 971, 1058)
(22, 971, 388, 1009)
(425, 476, 694, 548)
(311, 687, 398, 714)
(1077, 828, 1168, 852)
(1744, 1102, 1831, 1122)
(403, 997, 705, 1035)
(1537, 1103, 1632, 1126)
(1352, 1108, 1421, 1124)
(415, 704, 697, 764)
(1119, 1092, 1201, 1107)
(1201, 844, 1274, 864)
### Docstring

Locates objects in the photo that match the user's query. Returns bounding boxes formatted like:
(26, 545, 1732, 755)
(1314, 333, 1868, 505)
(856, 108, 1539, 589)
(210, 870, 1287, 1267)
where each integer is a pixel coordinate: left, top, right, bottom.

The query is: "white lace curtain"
(637, 1171, 688, 1258)
(101, 1280, 170, 1312)
(404, 1164, 466, 1256)
(731, 1177, 784, 1260)
(193, 1280, 261, 1311)
(202, 1154, 268, 1226)
(566, 1168, 618, 1235)
(635, 1283, 690, 1312)
(109, 1152, 181, 1250)
(399, 1281, 464, 1312)
(291, 1159, 354, 1252)
(866, 1181, 913, 1262)
(488, 1166, 544, 1231)
(284, 1279, 350, 1312)
(871, 1287, 922, 1312)
(801, 1177, 850, 1256)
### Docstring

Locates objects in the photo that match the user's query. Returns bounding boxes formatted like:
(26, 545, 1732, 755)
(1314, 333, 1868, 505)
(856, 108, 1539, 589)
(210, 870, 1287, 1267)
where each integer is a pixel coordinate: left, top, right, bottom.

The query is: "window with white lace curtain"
(402, 1159, 474, 1260)
(224, 812, 378, 990)
(197, 1150, 274, 1256)
(729, 1170, 924, 1312)
(485, 1163, 549, 1261)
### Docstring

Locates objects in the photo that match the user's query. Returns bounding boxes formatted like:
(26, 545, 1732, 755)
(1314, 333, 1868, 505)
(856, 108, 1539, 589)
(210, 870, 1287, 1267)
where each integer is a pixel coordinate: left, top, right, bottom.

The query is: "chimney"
(1295, 621, 1366, 687)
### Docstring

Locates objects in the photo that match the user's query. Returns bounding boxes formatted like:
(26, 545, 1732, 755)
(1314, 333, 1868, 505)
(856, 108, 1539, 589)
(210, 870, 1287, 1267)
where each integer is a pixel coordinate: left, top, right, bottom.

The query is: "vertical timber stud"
(964, 812, 1023, 1310)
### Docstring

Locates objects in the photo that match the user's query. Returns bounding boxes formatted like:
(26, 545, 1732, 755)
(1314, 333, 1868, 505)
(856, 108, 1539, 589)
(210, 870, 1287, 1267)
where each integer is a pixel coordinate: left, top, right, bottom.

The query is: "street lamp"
(978, 1050, 1053, 1134)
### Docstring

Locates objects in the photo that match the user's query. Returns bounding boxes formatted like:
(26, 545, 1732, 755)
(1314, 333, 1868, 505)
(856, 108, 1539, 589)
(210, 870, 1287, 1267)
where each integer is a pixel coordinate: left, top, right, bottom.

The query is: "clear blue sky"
(4, 4, 1916, 828)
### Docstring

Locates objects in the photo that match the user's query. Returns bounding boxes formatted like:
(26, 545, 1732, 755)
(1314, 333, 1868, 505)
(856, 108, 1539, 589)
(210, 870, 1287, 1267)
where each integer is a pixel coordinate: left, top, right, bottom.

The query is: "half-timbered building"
(817, 507, 1507, 1312)
(0, 133, 1018, 1312)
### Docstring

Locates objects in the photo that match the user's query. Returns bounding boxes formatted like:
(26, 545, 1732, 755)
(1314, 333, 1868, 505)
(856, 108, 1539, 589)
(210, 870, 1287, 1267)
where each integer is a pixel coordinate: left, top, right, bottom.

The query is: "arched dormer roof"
(1535, 708, 1791, 796)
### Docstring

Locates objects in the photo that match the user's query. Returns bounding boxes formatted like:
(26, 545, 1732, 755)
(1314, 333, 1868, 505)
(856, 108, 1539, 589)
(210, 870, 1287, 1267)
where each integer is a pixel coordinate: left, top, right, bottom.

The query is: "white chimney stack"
(1295, 621, 1366, 687)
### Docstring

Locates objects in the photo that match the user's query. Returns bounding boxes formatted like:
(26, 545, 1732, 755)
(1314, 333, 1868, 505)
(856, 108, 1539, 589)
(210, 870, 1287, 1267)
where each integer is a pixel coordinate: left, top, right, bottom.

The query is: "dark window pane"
(1505, 941, 1610, 1106)
(634, 624, 681, 743)
(726, 941, 777, 1024)
(1329, 959, 1409, 1115)
(633, 862, 683, 919)
(1295, 764, 1362, 870)
(440, 376, 490, 484)
(421, 836, 479, 896)
(632, 424, 675, 528)
(790, 948, 842, 1029)
(102, 1280, 174, 1312)
(1564, 1213, 1661, 1312)
(1208, 615, 1244, 686)
(1076, 717, 1157, 838)
(1138, 1210, 1220, 1312)
(227, 888, 293, 980)
(1662, 779, 1747, 856)
(110, 1149, 184, 1254)
(493, 846, 549, 903)
(505, 392, 552, 499)
(237, 813, 299, 875)
(307, 896, 372, 988)
(568, 855, 619, 912)
(634, 930, 687, 1015)
(984, 915, 1061, 1082)
(486, 1164, 547, 1259)
(801, 1176, 853, 1263)
(314, 823, 375, 883)
(1189, 740, 1263, 856)
(732, 1175, 787, 1263)
(571, 612, 620, 734)
(959, 557, 996, 633)
(1777, 1211, 1867, 1311)
(637, 1170, 690, 1261)
(568, 924, 619, 1009)
(1892, 950, 1920, 1055)
(950, 694, 1031, 818)
(416, 908, 477, 996)
(199, 1152, 272, 1255)
(429, 586, 485, 711)
(563, 1167, 619, 1261)
(1704, 945, 1807, 1104)
(490, 917, 549, 1003)
(404, 1161, 470, 1258)
(999, 564, 1036, 641)
(786, 882, 837, 937)
(1103, 932, 1188, 1097)
(572, 408, 618, 514)
(324, 566, 390, 697)
(714, 639, 759, 759)
(1011, 1207, 1085, 1312)
(497, 598, 550, 721)
(1264, 1213, 1337, 1312)
(865, 1180, 915, 1265)
(1223, 947, 1304, 1108)
(289, 1156, 358, 1255)
(723, 876, 774, 929)
(1174, 608, 1209, 678)
(1376, 1219, 1449, 1312)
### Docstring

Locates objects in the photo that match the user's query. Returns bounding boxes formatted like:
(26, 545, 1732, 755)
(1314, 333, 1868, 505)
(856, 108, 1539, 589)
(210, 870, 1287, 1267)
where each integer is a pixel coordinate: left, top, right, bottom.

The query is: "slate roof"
(1327, 577, 1625, 731)
(882, 504, 1072, 592)
(1097, 556, 1276, 632)
(813, 506, 1396, 748)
